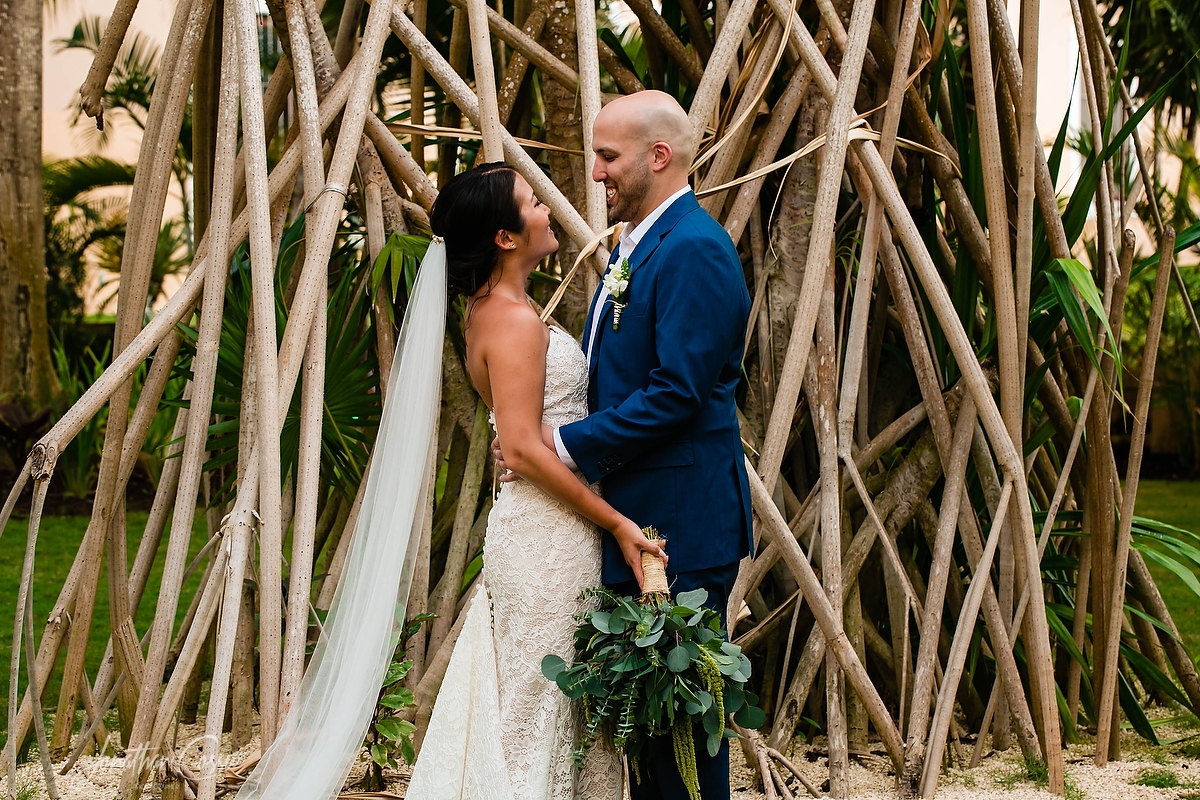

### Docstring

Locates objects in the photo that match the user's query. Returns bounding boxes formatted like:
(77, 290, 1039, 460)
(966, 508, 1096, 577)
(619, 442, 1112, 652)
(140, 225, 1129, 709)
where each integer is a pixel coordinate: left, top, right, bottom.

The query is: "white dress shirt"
(553, 186, 694, 471)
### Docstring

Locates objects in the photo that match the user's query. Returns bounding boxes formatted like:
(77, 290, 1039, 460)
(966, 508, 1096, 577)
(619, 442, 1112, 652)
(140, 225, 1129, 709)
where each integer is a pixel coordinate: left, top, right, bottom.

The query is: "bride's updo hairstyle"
(431, 162, 525, 298)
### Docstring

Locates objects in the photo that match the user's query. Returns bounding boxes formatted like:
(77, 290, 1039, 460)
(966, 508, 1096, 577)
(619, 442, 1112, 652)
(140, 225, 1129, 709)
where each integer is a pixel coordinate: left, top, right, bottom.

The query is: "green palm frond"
(1155, 128, 1200, 230)
(42, 156, 136, 325)
(53, 12, 106, 52)
(48, 196, 127, 247)
(371, 233, 430, 320)
(1037, 510, 1200, 605)
(1045, 599, 1195, 742)
(93, 220, 189, 313)
(175, 215, 384, 508)
(1103, 0, 1200, 137)
(999, 511, 1200, 739)
(55, 15, 159, 133)
(43, 156, 137, 210)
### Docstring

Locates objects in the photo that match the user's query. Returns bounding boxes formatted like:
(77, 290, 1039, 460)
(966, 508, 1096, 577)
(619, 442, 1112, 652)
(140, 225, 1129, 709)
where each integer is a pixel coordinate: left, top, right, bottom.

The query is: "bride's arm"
(481, 307, 665, 587)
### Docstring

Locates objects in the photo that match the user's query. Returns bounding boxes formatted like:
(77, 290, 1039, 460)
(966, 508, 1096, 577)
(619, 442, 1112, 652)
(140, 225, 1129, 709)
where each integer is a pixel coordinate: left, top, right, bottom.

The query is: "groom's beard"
(607, 161, 652, 222)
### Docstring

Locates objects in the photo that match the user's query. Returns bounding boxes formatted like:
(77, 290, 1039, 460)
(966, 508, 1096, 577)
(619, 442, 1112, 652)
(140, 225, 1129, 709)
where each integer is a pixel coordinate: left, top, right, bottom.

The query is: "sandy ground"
(724, 719, 1200, 800)
(13, 715, 1200, 799)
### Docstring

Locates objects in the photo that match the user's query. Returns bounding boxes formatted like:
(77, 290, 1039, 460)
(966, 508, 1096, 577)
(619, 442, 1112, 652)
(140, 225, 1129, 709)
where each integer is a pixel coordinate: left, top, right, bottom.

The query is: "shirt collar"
(617, 185, 693, 259)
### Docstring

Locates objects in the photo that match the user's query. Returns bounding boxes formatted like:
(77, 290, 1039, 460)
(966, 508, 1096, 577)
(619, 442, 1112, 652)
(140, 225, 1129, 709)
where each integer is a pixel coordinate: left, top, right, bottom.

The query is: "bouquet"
(541, 529, 766, 800)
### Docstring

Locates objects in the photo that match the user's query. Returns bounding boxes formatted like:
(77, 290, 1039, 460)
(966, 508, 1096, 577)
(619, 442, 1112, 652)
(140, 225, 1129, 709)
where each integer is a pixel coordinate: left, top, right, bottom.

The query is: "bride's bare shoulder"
(464, 296, 549, 398)
(467, 294, 548, 350)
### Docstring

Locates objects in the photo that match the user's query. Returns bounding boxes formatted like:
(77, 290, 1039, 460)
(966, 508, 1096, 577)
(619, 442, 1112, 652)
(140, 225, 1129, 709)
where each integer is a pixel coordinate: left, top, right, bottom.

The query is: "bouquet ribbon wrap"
(640, 526, 670, 599)
(641, 551, 670, 596)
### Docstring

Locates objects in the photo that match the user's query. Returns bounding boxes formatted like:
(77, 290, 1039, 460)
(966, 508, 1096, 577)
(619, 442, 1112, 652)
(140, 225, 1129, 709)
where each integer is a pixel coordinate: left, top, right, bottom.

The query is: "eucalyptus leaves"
(541, 587, 766, 800)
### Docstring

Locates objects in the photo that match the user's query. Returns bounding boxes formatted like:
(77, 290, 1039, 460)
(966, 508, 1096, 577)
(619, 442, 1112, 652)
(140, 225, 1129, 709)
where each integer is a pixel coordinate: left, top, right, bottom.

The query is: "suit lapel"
(585, 248, 621, 378)
(623, 191, 699, 279)
(590, 303, 613, 379)
(587, 191, 699, 378)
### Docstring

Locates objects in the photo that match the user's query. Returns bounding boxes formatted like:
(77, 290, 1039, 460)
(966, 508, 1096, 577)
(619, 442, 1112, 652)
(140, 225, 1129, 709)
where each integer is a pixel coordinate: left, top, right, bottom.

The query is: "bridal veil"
(235, 238, 446, 799)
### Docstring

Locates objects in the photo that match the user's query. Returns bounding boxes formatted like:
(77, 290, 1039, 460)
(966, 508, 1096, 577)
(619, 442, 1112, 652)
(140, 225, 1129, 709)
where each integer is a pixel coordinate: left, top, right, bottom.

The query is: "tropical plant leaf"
(181, 214, 383, 507)
(599, 27, 638, 75)
(378, 690, 414, 710)
(374, 718, 413, 742)
(1055, 683, 1079, 744)
(372, 232, 430, 318)
(1045, 270, 1102, 375)
(1136, 546, 1200, 598)
(1023, 418, 1057, 459)
(1119, 670, 1159, 744)
(1058, 73, 1179, 252)
(1046, 84, 1074, 186)
(1122, 642, 1194, 712)
(1056, 258, 1119, 363)
(1134, 220, 1200, 276)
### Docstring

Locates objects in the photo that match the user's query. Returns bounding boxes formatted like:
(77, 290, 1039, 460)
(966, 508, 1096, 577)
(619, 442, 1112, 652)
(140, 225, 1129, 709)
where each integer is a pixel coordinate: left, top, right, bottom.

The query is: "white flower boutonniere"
(604, 257, 631, 330)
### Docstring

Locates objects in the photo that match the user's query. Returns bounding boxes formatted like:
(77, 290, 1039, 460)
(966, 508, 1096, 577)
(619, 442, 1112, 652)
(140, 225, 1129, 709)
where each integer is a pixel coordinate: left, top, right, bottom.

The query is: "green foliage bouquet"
(541, 584, 765, 800)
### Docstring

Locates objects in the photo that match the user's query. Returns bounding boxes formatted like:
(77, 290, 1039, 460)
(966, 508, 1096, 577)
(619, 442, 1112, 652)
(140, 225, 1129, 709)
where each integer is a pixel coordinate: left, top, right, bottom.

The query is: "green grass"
(11, 777, 39, 800)
(1131, 766, 1182, 788)
(0, 509, 209, 744)
(995, 755, 1086, 800)
(1133, 480, 1200, 654)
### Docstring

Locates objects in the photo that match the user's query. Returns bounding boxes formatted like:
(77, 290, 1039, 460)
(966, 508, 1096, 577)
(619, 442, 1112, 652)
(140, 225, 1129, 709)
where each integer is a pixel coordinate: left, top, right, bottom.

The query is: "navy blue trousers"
(607, 561, 740, 800)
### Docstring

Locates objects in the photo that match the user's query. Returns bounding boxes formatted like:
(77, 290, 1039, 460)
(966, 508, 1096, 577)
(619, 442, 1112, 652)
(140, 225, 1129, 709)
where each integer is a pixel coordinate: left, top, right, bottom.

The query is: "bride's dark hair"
(431, 162, 525, 298)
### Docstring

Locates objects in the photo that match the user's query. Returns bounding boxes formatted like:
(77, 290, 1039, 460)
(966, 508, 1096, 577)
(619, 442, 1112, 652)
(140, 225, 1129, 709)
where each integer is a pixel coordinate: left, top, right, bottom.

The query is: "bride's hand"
(612, 519, 668, 590)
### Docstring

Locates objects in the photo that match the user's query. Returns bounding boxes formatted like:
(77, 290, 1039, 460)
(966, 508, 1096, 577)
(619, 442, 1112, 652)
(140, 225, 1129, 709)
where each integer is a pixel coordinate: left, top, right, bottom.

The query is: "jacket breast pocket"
(626, 440, 693, 471)
(620, 300, 649, 318)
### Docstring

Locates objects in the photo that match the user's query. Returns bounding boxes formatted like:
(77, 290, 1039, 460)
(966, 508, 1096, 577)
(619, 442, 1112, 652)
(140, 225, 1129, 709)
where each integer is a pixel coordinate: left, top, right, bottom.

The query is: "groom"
(556, 90, 753, 800)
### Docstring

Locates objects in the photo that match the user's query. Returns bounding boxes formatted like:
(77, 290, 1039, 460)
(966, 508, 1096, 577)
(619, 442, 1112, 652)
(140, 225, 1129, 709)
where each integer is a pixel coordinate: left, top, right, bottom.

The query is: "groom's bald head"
(592, 91, 694, 225)
(598, 91, 694, 167)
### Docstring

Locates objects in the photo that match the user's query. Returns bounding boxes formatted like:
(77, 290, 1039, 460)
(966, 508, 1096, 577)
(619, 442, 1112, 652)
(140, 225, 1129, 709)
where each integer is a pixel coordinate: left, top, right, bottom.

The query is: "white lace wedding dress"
(405, 326, 624, 800)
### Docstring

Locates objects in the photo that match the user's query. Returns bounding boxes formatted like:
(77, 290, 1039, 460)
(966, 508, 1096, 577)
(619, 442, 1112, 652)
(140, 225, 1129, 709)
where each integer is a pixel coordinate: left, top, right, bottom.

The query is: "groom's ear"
(649, 141, 674, 172)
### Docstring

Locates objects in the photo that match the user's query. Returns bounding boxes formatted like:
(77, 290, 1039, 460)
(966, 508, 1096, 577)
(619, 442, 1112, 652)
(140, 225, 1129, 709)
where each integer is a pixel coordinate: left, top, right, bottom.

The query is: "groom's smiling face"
(591, 116, 654, 224)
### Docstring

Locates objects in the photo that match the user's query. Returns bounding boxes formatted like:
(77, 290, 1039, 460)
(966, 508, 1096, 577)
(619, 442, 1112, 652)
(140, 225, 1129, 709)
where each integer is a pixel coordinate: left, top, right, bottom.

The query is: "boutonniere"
(603, 257, 631, 330)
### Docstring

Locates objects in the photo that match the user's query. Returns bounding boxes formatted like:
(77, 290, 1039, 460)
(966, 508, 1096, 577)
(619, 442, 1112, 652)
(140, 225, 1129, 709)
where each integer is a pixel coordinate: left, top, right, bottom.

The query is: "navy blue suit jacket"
(558, 191, 754, 585)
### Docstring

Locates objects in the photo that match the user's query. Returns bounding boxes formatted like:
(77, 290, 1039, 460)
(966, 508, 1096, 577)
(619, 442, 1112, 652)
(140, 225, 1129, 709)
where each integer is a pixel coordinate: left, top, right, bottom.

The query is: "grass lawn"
(0, 509, 209, 740)
(1132, 480, 1200, 654)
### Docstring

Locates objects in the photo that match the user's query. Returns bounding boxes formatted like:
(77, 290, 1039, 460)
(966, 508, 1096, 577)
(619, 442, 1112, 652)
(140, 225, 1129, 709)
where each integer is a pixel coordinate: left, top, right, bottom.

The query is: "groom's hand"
(491, 436, 521, 483)
(494, 425, 559, 483)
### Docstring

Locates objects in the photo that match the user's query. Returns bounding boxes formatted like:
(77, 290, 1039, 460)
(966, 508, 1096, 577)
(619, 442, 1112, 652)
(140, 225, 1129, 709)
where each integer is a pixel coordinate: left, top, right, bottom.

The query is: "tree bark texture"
(0, 0, 55, 406)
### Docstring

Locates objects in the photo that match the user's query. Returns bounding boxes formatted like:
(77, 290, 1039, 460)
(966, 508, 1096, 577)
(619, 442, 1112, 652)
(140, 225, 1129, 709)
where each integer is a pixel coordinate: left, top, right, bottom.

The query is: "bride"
(234, 162, 664, 799)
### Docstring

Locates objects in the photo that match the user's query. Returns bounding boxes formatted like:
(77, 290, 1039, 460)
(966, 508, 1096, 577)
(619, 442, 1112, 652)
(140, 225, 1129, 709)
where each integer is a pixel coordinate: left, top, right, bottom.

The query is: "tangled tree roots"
(2, 0, 1195, 797)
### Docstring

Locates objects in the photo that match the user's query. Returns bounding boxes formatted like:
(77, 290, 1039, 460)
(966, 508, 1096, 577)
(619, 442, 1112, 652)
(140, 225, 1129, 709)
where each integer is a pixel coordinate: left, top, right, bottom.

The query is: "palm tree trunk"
(0, 0, 55, 407)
